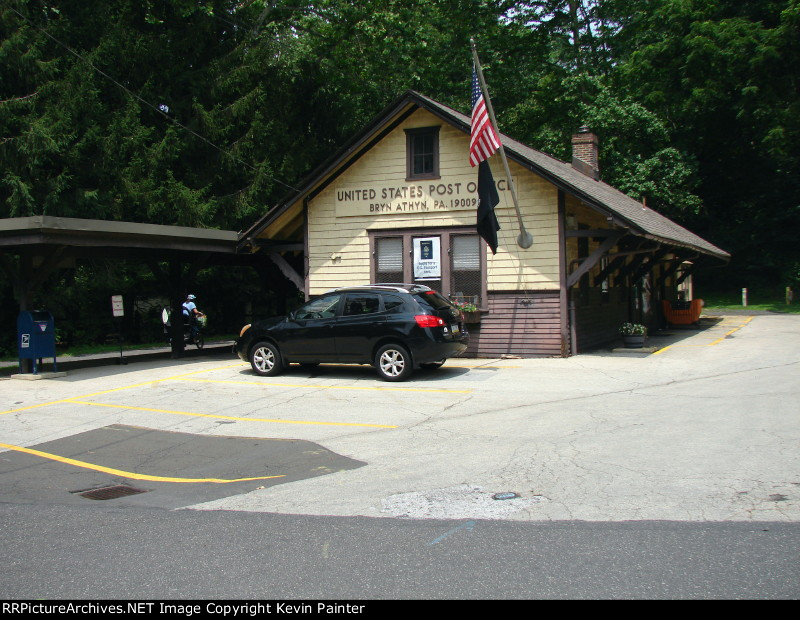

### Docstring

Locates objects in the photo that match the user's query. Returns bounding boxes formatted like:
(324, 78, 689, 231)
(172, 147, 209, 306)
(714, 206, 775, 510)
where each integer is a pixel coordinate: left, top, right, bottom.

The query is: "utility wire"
(7, 6, 300, 192)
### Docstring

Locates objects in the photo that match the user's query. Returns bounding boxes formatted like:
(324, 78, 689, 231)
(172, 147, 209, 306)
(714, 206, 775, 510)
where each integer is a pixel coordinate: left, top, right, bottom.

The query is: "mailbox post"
(17, 310, 57, 374)
(111, 294, 126, 364)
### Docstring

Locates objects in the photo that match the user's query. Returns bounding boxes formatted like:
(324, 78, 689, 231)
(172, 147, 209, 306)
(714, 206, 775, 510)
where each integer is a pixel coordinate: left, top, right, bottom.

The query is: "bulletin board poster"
(413, 237, 441, 280)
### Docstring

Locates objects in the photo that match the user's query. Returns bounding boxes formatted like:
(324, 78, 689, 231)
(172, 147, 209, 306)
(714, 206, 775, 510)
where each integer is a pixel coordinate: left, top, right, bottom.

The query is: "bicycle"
(162, 308, 206, 349)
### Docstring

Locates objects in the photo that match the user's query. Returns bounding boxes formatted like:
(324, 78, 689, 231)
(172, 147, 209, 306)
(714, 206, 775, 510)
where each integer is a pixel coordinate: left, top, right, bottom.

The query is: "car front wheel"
(375, 343, 412, 382)
(250, 341, 283, 377)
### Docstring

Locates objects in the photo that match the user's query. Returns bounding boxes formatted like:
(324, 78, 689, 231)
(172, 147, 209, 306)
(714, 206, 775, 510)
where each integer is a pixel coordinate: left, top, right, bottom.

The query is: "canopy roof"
(0, 215, 239, 258)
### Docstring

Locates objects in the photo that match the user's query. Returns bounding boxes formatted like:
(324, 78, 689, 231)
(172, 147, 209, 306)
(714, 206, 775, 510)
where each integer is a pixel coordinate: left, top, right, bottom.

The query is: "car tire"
(250, 341, 283, 377)
(375, 343, 413, 382)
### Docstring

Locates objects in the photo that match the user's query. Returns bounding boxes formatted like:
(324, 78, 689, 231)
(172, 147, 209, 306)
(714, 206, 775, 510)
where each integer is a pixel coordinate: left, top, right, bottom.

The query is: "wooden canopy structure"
(0, 216, 247, 357)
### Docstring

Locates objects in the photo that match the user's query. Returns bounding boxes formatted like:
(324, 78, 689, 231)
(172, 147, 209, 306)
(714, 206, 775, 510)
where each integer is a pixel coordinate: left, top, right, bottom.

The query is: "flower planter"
(622, 334, 646, 348)
(463, 311, 481, 324)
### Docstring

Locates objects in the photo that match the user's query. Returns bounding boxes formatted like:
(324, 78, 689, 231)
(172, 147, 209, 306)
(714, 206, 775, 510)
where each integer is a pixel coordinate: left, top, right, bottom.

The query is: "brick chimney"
(571, 126, 600, 180)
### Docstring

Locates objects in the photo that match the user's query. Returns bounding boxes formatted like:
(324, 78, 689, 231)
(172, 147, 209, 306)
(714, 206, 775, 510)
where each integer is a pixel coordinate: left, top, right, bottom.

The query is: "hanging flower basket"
(450, 297, 481, 323)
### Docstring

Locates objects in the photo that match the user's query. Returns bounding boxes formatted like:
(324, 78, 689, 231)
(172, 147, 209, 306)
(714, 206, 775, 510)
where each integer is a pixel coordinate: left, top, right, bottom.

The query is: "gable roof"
(240, 90, 729, 261)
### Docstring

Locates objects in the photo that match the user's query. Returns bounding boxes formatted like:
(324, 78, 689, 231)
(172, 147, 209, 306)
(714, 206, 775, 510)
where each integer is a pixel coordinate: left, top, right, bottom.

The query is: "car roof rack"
(369, 283, 433, 293)
(326, 283, 434, 294)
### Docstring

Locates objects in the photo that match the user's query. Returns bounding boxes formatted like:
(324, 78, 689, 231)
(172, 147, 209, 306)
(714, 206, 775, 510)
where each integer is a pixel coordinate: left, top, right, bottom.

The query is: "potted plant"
(451, 299, 481, 323)
(619, 322, 647, 348)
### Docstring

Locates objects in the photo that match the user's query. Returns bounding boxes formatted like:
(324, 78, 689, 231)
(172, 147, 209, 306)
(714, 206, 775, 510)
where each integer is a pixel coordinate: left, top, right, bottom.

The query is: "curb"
(1, 341, 236, 377)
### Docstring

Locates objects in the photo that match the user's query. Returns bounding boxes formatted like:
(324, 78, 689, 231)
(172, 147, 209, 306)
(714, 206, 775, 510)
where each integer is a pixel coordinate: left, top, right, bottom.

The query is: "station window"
(450, 234, 482, 306)
(375, 237, 404, 284)
(406, 127, 440, 180)
(371, 230, 487, 308)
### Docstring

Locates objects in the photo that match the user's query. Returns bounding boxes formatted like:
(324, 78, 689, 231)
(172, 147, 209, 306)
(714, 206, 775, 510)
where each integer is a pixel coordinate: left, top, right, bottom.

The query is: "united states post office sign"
(334, 176, 513, 218)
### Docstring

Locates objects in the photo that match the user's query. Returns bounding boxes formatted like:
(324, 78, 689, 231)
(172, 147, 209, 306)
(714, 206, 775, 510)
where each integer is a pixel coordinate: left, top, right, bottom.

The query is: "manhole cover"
(492, 492, 520, 501)
(72, 484, 148, 501)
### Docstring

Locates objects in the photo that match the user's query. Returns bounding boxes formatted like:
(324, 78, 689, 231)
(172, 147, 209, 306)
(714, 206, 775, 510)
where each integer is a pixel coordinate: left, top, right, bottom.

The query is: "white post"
(742, 288, 748, 307)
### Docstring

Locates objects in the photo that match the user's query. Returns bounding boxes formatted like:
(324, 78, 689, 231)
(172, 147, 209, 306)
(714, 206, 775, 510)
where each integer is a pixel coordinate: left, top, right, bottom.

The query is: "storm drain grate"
(72, 484, 149, 501)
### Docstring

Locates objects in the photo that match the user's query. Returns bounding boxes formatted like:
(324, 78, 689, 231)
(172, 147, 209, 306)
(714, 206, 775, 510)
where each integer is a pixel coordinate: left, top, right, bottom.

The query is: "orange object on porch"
(662, 299, 704, 326)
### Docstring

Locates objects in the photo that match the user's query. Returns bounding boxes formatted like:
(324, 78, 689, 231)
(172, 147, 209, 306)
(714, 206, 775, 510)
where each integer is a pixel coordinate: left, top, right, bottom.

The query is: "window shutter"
(452, 235, 480, 270)
(376, 237, 403, 283)
(377, 238, 403, 272)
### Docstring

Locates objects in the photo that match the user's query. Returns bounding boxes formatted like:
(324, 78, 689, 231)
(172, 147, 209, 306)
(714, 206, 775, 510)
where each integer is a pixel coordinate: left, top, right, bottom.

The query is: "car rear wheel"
(250, 341, 283, 377)
(375, 343, 412, 382)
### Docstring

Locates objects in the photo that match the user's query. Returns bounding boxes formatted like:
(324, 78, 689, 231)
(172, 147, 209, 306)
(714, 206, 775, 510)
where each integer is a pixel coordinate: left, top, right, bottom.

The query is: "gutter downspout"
(558, 190, 573, 356)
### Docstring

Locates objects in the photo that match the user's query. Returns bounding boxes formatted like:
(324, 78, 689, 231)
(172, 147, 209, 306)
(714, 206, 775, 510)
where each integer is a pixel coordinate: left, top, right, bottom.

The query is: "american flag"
(470, 67, 501, 167)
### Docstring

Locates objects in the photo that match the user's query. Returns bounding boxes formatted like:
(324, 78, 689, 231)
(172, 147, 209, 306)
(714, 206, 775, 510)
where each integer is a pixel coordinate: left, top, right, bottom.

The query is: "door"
(280, 293, 341, 361)
(335, 293, 386, 362)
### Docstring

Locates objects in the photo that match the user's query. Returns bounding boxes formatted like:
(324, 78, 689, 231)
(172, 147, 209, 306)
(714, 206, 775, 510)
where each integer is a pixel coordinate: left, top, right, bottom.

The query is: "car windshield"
(294, 294, 341, 319)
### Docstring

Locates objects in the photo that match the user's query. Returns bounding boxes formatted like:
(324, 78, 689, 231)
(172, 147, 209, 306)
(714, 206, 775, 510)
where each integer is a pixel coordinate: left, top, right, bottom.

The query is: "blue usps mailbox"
(17, 310, 57, 374)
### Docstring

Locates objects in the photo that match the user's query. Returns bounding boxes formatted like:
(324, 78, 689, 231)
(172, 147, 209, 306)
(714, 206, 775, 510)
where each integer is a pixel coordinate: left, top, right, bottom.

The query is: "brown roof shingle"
(241, 90, 729, 261)
(417, 92, 729, 260)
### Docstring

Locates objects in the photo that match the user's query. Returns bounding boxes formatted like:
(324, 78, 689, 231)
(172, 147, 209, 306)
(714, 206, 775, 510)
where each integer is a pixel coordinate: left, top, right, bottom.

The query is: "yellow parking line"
(0, 399, 76, 416)
(444, 364, 521, 369)
(653, 316, 754, 355)
(0, 363, 250, 417)
(0, 361, 469, 421)
(173, 378, 472, 394)
(74, 363, 250, 400)
(66, 399, 398, 428)
(0, 441, 285, 484)
(708, 316, 754, 345)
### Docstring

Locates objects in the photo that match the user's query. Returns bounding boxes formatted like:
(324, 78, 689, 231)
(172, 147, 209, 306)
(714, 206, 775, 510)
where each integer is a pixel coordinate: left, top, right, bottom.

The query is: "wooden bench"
(662, 299, 703, 327)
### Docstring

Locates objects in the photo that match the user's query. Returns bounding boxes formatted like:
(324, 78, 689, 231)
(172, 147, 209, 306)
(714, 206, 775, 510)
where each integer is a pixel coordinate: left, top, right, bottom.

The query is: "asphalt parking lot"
(1, 312, 798, 523)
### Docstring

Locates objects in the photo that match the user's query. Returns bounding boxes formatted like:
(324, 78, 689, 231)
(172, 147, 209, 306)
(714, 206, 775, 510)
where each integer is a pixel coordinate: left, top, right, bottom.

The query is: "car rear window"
(412, 291, 453, 311)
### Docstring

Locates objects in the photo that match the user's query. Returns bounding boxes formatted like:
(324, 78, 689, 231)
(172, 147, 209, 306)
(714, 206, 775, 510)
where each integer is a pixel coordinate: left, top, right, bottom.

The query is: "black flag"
(477, 160, 500, 254)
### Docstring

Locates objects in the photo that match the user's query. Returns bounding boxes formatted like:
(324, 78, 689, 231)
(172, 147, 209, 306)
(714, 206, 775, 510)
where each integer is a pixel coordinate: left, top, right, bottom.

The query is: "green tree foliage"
(494, 2, 702, 217)
(1, 0, 799, 305)
(608, 0, 800, 285)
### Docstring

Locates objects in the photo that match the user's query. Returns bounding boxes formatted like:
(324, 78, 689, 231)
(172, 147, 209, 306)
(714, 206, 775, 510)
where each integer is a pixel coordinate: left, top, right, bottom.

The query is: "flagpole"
(470, 39, 533, 249)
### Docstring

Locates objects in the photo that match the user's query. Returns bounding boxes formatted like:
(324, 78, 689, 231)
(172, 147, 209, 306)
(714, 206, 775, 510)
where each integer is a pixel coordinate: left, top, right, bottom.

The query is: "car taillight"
(415, 314, 445, 328)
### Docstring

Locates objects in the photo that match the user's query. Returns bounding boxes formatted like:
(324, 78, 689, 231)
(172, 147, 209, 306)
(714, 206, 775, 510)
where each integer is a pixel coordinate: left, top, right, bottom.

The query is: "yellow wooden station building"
(238, 91, 729, 357)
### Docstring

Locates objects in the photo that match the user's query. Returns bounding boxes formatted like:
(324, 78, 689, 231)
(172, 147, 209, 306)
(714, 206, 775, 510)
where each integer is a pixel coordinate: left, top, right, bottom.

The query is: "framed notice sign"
(111, 295, 124, 318)
(413, 237, 441, 280)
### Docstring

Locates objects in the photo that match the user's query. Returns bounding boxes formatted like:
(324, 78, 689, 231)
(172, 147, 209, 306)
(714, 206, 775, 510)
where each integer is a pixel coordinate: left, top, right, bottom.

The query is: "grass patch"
(702, 291, 800, 314)
(705, 303, 799, 314)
